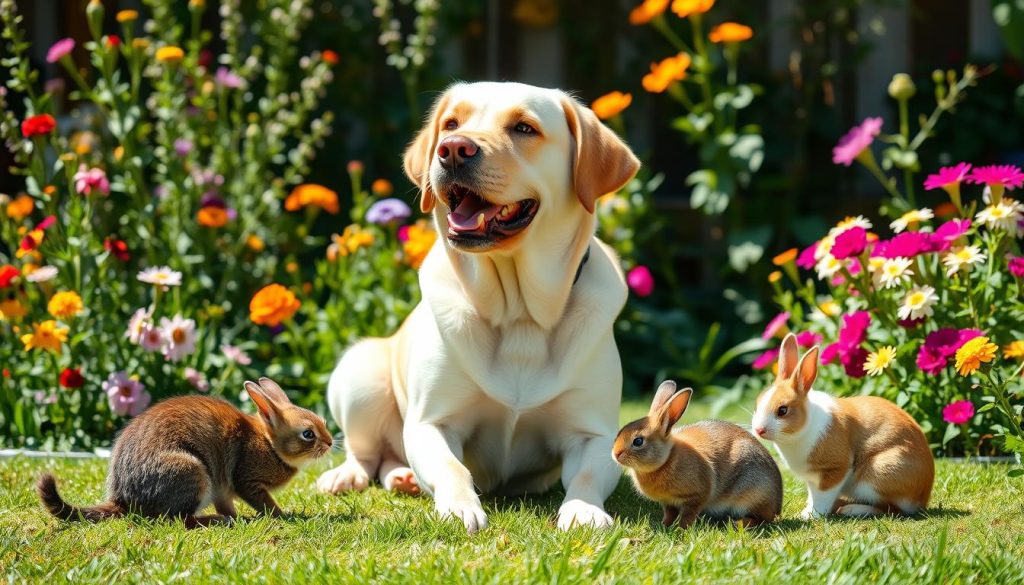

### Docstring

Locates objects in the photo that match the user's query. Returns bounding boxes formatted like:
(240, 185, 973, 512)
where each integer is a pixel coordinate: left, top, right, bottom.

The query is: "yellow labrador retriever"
(316, 82, 640, 532)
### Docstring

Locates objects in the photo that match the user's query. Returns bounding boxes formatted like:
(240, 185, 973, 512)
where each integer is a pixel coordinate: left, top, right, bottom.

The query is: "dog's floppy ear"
(404, 89, 454, 213)
(561, 97, 641, 213)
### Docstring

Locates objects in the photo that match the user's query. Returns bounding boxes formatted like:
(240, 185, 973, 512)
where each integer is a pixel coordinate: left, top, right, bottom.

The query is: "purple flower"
(215, 67, 246, 90)
(762, 312, 790, 340)
(796, 242, 818, 270)
(174, 138, 194, 157)
(832, 117, 883, 167)
(831, 227, 867, 260)
(46, 38, 75, 64)
(753, 349, 779, 370)
(928, 219, 971, 252)
(103, 372, 151, 417)
(627, 266, 655, 297)
(366, 198, 412, 225)
(1009, 256, 1024, 278)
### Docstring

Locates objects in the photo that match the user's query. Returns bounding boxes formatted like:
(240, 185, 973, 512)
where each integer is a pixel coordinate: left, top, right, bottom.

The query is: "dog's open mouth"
(444, 184, 538, 246)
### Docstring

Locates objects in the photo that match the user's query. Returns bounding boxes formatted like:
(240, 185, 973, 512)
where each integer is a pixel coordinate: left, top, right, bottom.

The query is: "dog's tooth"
(476, 213, 485, 228)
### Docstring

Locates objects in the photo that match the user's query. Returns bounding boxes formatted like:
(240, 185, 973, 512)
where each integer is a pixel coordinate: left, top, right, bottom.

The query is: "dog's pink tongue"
(448, 194, 500, 233)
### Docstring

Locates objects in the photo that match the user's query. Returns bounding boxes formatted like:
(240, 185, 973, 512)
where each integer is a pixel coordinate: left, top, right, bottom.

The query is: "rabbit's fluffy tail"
(37, 473, 123, 522)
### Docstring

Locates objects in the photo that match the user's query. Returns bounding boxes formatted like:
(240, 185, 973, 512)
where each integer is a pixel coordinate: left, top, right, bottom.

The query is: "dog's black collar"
(573, 245, 591, 286)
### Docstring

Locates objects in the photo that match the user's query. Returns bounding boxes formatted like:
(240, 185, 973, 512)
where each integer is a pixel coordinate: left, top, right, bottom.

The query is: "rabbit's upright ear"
(649, 380, 678, 416)
(794, 347, 820, 395)
(246, 380, 282, 426)
(257, 377, 291, 404)
(777, 333, 800, 380)
(656, 388, 693, 435)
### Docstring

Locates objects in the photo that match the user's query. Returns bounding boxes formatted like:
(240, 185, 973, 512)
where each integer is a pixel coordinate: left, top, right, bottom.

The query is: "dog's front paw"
(316, 461, 370, 494)
(800, 505, 824, 521)
(434, 491, 488, 533)
(557, 499, 614, 530)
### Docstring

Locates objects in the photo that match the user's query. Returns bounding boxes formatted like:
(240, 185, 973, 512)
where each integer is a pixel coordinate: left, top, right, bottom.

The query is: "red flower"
(322, 49, 340, 65)
(21, 114, 57, 138)
(0, 265, 19, 288)
(105, 35, 122, 48)
(2, 368, 10, 378)
(104, 237, 130, 262)
(59, 368, 85, 389)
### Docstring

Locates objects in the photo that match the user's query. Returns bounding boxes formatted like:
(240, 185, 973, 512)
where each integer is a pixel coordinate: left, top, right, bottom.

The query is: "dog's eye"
(776, 405, 789, 417)
(443, 119, 458, 131)
(301, 429, 315, 441)
(513, 122, 536, 135)
(632, 436, 644, 448)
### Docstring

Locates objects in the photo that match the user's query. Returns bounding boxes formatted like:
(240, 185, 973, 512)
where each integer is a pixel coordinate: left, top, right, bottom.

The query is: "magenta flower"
(215, 67, 246, 90)
(822, 311, 871, 378)
(366, 198, 412, 225)
(752, 348, 779, 370)
(795, 331, 822, 347)
(942, 400, 974, 425)
(832, 117, 883, 167)
(46, 38, 75, 64)
(873, 231, 931, 259)
(398, 225, 411, 242)
(103, 371, 151, 417)
(1009, 256, 1024, 278)
(762, 312, 790, 340)
(73, 165, 110, 196)
(796, 242, 818, 270)
(174, 138, 194, 157)
(928, 219, 971, 252)
(627, 266, 655, 297)
(967, 164, 1024, 190)
(923, 163, 971, 191)
(830, 227, 867, 260)
(917, 328, 984, 375)
(841, 346, 869, 379)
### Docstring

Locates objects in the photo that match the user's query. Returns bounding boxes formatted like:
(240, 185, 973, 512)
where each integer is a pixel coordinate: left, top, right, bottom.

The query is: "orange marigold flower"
(6, 195, 34, 220)
(671, 0, 714, 18)
(629, 0, 669, 25)
(0, 298, 28, 321)
(116, 10, 139, 22)
(285, 184, 340, 215)
(48, 291, 83, 319)
(249, 284, 301, 327)
(155, 46, 184, 63)
(709, 22, 753, 43)
(591, 91, 633, 120)
(954, 336, 998, 376)
(403, 219, 437, 269)
(772, 248, 798, 266)
(197, 206, 229, 228)
(768, 270, 783, 284)
(246, 234, 265, 252)
(21, 320, 69, 354)
(1004, 340, 1024, 359)
(322, 50, 340, 65)
(371, 179, 394, 196)
(642, 52, 691, 93)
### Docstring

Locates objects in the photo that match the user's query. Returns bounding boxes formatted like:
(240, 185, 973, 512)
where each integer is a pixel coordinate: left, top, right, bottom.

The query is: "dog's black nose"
(437, 135, 479, 169)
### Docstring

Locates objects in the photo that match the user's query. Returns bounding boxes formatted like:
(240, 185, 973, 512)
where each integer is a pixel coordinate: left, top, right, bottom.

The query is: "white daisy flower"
(890, 208, 934, 233)
(815, 255, 843, 280)
(877, 257, 914, 289)
(137, 266, 183, 287)
(897, 285, 938, 321)
(160, 314, 196, 362)
(830, 215, 873, 235)
(125, 308, 151, 344)
(975, 198, 1023, 232)
(943, 245, 986, 277)
(25, 266, 58, 283)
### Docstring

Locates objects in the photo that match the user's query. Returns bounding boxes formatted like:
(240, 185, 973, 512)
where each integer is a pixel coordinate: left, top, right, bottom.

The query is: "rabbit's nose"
(754, 427, 767, 437)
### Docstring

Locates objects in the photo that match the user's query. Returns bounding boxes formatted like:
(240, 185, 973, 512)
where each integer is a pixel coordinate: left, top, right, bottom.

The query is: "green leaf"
(942, 423, 961, 446)
(1004, 434, 1024, 454)
(729, 134, 764, 173)
(1007, 468, 1024, 478)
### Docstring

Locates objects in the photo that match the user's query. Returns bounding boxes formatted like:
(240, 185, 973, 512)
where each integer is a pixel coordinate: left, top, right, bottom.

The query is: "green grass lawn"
(2, 398, 1023, 583)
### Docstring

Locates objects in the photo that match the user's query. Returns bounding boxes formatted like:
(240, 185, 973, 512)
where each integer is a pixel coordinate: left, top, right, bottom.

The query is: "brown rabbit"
(613, 381, 783, 528)
(37, 378, 333, 526)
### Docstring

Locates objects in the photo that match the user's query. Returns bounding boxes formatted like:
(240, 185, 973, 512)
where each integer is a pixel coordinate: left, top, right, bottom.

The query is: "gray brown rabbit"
(37, 378, 333, 526)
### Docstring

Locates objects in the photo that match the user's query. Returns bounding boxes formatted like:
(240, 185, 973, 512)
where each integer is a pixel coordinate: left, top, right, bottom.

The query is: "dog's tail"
(37, 473, 124, 522)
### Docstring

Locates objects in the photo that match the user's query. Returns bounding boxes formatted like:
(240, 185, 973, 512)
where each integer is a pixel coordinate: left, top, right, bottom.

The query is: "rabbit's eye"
(301, 429, 315, 441)
(632, 436, 644, 448)
(776, 405, 789, 417)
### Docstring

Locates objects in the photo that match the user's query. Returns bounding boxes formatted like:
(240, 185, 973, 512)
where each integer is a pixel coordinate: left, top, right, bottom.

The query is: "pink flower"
(398, 225, 411, 242)
(627, 266, 655, 297)
(967, 164, 1024, 190)
(796, 242, 818, 269)
(924, 163, 971, 191)
(839, 311, 871, 347)
(917, 328, 984, 375)
(822, 311, 871, 377)
(840, 346, 869, 379)
(221, 343, 252, 366)
(928, 219, 971, 252)
(1009, 256, 1024, 278)
(184, 367, 210, 392)
(795, 331, 822, 347)
(762, 312, 790, 340)
(752, 349, 779, 370)
(46, 38, 75, 63)
(139, 324, 166, 353)
(103, 371, 151, 417)
(942, 400, 974, 425)
(873, 232, 931, 259)
(830, 227, 867, 260)
(832, 117, 883, 167)
(73, 165, 110, 196)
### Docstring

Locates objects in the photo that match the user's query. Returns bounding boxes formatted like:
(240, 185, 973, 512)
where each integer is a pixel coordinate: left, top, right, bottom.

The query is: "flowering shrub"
(758, 68, 1024, 459)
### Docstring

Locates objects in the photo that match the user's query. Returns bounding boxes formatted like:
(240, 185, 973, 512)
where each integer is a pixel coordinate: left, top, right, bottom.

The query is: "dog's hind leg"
(317, 338, 403, 495)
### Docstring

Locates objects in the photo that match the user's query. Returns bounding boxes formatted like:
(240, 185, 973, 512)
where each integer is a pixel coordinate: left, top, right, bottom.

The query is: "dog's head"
(404, 82, 640, 253)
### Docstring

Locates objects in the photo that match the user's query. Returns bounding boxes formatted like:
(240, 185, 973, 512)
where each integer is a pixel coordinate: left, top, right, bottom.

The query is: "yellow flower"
(156, 46, 185, 63)
(642, 52, 691, 93)
(768, 270, 782, 284)
(708, 22, 753, 43)
(5, 194, 34, 220)
(818, 299, 841, 317)
(591, 91, 633, 120)
(114, 146, 125, 162)
(21, 320, 69, 354)
(0, 299, 28, 321)
(47, 291, 83, 319)
(249, 284, 301, 327)
(772, 248, 798, 266)
(403, 219, 437, 269)
(1004, 340, 1024, 359)
(246, 235, 265, 252)
(327, 225, 375, 261)
(671, 0, 714, 18)
(116, 9, 139, 22)
(863, 346, 896, 376)
(371, 179, 394, 196)
(132, 38, 150, 51)
(954, 336, 998, 376)
(285, 184, 340, 214)
(629, 0, 669, 25)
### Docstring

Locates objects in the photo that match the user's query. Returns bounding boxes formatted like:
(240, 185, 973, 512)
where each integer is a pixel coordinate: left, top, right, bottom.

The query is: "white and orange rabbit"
(751, 333, 934, 519)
